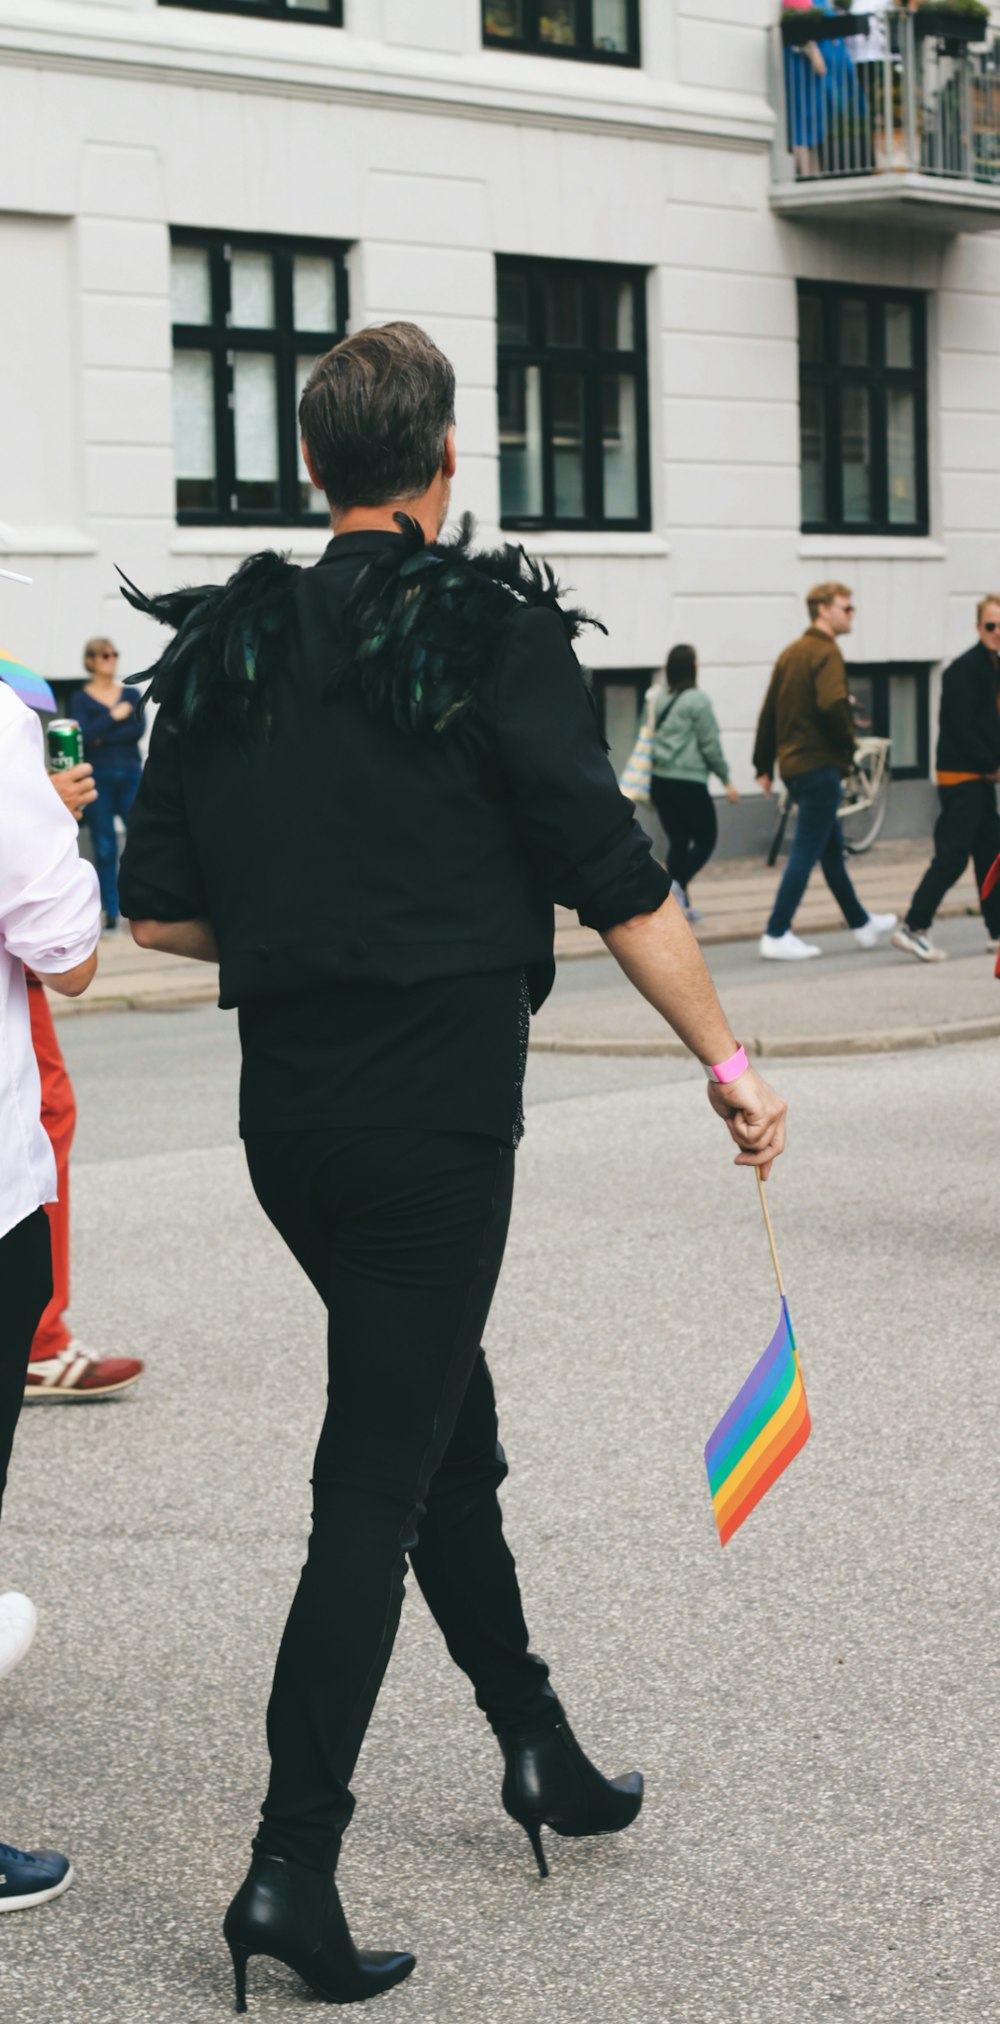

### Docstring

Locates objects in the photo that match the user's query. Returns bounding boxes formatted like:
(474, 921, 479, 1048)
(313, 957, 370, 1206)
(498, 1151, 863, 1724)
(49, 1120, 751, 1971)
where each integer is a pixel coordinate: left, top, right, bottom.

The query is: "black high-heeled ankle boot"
(498, 1716, 644, 1880)
(223, 1852, 415, 2012)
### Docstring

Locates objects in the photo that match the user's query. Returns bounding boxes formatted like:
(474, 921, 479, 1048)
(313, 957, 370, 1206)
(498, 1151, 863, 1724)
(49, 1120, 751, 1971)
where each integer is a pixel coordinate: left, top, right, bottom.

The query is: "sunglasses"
(984, 621, 999, 634)
(96, 650, 120, 660)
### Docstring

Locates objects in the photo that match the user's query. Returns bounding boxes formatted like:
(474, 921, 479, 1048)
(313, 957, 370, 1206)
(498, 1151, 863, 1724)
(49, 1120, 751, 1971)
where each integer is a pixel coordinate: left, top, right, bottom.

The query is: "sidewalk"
(50, 842, 995, 1058)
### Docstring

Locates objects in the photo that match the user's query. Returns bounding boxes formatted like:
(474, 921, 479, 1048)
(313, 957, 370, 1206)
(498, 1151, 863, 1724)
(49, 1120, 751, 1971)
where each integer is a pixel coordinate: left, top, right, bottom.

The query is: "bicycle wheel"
(767, 797, 792, 868)
(841, 741, 891, 855)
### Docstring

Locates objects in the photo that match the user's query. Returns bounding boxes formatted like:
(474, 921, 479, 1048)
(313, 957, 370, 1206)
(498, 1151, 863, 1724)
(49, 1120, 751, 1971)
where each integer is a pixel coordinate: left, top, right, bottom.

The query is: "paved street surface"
(3, 997, 999, 2024)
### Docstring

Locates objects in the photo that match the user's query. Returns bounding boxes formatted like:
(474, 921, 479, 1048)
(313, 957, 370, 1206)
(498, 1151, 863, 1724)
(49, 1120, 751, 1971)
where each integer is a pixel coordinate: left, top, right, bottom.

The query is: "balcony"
(769, 8, 1000, 232)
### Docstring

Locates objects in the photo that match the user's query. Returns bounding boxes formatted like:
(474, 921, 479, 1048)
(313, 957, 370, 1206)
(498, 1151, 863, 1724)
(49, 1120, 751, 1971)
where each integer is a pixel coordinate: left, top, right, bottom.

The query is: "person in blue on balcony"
(784, 0, 857, 178)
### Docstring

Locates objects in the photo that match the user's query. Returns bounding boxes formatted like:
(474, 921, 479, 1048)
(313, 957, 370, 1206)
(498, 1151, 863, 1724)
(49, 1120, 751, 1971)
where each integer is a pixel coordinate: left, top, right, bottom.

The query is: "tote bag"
(619, 686, 677, 806)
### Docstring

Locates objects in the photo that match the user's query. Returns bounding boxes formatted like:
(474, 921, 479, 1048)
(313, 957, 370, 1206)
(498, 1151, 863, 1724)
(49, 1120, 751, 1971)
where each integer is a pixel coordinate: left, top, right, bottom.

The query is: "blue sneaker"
(0, 1842, 73, 1912)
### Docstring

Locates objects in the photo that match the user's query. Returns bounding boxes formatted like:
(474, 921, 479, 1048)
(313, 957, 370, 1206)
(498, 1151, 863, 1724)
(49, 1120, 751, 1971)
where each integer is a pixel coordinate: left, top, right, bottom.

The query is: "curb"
(50, 985, 219, 1019)
(529, 1015, 1000, 1062)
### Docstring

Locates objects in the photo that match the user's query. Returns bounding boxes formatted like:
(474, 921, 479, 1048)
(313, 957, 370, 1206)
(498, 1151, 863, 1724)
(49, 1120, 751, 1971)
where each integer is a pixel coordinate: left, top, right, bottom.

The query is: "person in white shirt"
(0, 680, 100, 1912)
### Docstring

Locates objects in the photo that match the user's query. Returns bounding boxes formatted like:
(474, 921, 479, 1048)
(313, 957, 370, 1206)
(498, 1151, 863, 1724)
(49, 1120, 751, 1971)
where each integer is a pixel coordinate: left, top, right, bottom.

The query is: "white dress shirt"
(0, 682, 101, 1240)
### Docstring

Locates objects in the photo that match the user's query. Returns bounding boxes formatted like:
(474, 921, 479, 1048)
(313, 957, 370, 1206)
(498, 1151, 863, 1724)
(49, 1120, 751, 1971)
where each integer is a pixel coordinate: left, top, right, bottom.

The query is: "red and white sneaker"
(23, 1339, 144, 1403)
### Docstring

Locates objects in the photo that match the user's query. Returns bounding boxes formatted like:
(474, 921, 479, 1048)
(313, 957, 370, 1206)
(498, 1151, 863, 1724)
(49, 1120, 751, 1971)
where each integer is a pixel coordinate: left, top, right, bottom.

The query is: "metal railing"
(773, 11, 1000, 185)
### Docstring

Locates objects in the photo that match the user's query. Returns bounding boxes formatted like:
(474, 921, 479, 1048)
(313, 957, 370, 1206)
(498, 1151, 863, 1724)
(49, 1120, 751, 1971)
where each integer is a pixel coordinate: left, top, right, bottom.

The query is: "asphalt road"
(2, 1000, 999, 2024)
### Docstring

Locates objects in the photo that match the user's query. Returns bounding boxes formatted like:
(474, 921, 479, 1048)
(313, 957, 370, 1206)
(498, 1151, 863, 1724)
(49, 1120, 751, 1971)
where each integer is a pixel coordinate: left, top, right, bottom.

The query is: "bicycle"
(766, 736, 892, 867)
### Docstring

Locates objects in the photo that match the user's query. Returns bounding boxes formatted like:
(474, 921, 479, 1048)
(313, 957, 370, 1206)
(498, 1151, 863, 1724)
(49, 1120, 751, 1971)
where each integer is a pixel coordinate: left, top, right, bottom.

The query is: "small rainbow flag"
(0, 647, 56, 715)
(704, 1295, 811, 1548)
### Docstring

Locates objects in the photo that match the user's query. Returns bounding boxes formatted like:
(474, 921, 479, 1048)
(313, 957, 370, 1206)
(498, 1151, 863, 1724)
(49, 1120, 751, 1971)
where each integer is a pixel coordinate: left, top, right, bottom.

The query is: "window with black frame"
(497, 258, 650, 532)
(160, 0, 342, 22)
(587, 669, 655, 780)
(483, 1, 639, 63)
(848, 664, 930, 779)
(170, 231, 349, 525)
(798, 284, 928, 537)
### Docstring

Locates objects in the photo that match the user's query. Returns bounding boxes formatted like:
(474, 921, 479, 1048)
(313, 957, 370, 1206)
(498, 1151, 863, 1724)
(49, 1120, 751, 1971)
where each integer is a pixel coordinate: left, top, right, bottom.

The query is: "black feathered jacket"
(935, 641, 1000, 780)
(118, 525, 669, 1013)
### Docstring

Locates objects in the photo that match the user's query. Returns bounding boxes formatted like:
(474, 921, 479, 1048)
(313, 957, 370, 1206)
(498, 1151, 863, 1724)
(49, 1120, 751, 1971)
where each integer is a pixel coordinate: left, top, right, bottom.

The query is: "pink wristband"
(706, 1044, 749, 1084)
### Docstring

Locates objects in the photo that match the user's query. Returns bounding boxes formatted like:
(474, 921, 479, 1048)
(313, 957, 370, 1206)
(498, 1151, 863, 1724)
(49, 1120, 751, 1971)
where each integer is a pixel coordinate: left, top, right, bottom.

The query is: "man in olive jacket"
(893, 595, 1000, 962)
(753, 582, 897, 961)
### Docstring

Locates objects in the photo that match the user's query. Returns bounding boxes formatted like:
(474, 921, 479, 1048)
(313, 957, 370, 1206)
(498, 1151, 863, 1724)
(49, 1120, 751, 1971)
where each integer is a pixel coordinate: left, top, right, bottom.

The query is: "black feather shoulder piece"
(118, 549, 300, 732)
(331, 512, 606, 735)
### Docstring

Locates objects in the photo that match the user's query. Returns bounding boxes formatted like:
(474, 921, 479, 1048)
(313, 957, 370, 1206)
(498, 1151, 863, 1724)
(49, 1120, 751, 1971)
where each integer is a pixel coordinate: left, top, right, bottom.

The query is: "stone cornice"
(0, 6, 773, 151)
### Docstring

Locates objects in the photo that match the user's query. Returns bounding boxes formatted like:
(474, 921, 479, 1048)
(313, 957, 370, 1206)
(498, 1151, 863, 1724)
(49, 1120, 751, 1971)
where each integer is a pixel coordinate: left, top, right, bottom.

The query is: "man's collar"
(318, 530, 408, 564)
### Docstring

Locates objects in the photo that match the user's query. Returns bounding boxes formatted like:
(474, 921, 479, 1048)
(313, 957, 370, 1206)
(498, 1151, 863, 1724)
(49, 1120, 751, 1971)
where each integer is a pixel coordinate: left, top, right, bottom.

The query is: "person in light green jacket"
(650, 645, 739, 921)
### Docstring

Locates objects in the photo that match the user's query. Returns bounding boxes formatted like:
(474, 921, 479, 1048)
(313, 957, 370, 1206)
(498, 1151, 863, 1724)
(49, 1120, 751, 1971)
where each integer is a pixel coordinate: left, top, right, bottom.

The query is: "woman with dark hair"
(650, 645, 738, 922)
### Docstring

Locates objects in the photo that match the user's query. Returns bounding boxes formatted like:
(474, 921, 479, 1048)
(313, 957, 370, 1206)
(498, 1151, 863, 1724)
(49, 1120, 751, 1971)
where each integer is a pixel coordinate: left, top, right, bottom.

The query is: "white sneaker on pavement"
(891, 924, 947, 963)
(853, 911, 898, 949)
(759, 931, 822, 961)
(0, 1593, 37, 1682)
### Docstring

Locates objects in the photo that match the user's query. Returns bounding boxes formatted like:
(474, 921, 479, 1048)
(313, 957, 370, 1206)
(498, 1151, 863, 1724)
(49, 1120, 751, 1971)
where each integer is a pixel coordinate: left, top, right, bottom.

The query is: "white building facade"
(2, 0, 1000, 848)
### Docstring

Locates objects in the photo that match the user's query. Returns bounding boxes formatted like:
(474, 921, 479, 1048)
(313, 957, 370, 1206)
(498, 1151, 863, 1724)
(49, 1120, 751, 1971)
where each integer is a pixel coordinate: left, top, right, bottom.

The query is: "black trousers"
(650, 777, 718, 893)
(243, 1127, 553, 1872)
(907, 780, 1000, 935)
(0, 1209, 52, 1525)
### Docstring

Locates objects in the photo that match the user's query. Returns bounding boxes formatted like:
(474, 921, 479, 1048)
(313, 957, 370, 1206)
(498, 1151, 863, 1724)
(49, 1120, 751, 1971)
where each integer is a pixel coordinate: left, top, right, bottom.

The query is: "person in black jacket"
(118, 321, 788, 2011)
(893, 597, 1000, 961)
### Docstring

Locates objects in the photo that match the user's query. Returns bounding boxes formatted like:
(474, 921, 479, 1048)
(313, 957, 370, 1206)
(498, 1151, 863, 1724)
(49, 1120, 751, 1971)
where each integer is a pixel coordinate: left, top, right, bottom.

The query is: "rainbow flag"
(0, 647, 56, 715)
(705, 1297, 811, 1547)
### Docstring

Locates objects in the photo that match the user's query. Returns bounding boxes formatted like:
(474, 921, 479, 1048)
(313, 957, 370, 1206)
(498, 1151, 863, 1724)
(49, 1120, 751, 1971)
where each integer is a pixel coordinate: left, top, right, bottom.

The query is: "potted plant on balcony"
(780, 4, 867, 49)
(912, 0, 991, 50)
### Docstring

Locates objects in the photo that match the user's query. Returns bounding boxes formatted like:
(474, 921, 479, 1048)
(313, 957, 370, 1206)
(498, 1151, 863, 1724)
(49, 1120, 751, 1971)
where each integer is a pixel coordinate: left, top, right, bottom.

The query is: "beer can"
(47, 719, 84, 771)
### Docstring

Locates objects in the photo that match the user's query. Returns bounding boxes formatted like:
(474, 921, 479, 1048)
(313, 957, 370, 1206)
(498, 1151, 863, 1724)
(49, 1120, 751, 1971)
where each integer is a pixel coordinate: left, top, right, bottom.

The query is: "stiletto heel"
(523, 1820, 548, 1881)
(228, 1940, 249, 2014)
(499, 1714, 643, 1879)
(223, 1852, 414, 2008)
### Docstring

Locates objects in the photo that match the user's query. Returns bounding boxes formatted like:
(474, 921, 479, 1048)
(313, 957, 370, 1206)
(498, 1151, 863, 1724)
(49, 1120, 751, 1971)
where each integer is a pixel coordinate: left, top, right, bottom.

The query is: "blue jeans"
(86, 770, 141, 922)
(767, 765, 868, 939)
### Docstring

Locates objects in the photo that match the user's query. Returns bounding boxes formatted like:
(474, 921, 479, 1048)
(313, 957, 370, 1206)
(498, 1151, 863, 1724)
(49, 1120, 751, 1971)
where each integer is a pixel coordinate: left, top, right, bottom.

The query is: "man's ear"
(301, 437, 325, 495)
(442, 425, 457, 483)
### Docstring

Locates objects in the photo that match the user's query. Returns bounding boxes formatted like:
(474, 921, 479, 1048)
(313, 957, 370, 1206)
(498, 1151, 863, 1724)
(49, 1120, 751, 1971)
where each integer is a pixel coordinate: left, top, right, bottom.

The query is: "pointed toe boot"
(498, 1716, 643, 1879)
(223, 1852, 415, 2011)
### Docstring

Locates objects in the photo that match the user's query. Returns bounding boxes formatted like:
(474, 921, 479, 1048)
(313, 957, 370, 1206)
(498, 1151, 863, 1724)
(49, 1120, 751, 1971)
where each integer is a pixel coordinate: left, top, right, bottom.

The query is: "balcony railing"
(770, 10, 1000, 226)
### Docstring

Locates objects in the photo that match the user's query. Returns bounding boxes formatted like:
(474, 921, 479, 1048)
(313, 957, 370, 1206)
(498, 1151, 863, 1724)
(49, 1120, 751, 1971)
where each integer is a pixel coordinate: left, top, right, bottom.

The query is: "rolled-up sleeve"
(491, 608, 671, 930)
(118, 709, 208, 922)
(0, 704, 101, 973)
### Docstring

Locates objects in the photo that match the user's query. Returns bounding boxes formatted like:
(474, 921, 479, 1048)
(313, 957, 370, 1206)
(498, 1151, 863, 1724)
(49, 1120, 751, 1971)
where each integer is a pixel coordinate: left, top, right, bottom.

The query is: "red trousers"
(26, 978, 76, 1360)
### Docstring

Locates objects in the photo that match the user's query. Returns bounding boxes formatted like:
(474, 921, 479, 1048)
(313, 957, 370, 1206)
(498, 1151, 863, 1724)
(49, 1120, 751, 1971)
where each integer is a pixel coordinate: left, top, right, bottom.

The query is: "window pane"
(173, 350, 217, 512)
(484, 0, 524, 33)
(848, 672, 875, 735)
(885, 301, 914, 370)
(552, 371, 585, 517)
(799, 294, 823, 365)
(602, 374, 638, 519)
(600, 277, 635, 352)
(171, 245, 212, 327)
(593, 0, 630, 53)
(286, 0, 336, 9)
(499, 363, 543, 519)
(841, 385, 872, 524)
(839, 299, 869, 366)
(233, 351, 279, 509)
(296, 355, 328, 514)
(231, 250, 275, 330)
(539, 4, 578, 45)
(601, 681, 644, 779)
(889, 673, 919, 769)
(545, 272, 582, 347)
(887, 388, 918, 525)
(498, 271, 530, 346)
(293, 256, 336, 333)
(800, 383, 826, 523)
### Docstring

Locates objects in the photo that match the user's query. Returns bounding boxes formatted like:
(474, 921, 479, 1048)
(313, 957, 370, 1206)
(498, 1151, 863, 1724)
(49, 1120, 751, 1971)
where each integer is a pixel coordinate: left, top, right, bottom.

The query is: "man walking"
(754, 582, 897, 960)
(893, 595, 1000, 962)
(119, 321, 788, 2007)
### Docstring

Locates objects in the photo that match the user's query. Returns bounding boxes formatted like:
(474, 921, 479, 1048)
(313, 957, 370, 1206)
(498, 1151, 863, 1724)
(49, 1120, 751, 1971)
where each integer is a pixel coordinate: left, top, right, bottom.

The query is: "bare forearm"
(129, 918, 219, 963)
(35, 952, 98, 997)
(601, 896, 737, 1065)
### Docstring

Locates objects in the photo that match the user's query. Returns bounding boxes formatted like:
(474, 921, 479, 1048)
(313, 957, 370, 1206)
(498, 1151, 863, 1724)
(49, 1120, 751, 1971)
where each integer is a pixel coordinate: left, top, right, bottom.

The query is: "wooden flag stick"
(755, 1168, 785, 1301)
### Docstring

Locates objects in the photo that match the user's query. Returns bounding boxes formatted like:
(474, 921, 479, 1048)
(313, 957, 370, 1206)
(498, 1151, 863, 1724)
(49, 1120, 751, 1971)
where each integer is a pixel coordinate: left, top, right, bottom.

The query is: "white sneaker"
(854, 911, 898, 950)
(759, 931, 822, 961)
(891, 924, 947, 964)
(0, 1592, 37, 1682)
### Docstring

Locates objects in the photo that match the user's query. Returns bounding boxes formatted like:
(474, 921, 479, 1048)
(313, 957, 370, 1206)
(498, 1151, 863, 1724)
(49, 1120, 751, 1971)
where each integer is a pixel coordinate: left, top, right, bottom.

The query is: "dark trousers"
(243, 1127, 553, 1872)
(650, 777, 718, 894)
(907, 780, 1000, 935)
(767, 764, 868, 939)
(85, 770, 141, 922)
(0, 1209, 52, 1524)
